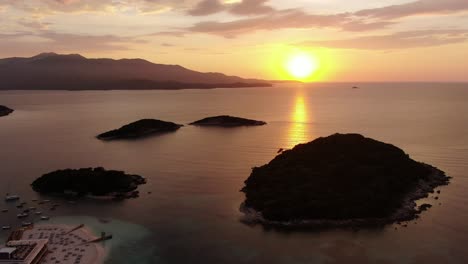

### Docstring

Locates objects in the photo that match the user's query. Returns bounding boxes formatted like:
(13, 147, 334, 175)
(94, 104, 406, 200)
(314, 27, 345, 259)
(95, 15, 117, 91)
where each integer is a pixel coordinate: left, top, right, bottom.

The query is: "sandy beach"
(21, 224, 106, 264)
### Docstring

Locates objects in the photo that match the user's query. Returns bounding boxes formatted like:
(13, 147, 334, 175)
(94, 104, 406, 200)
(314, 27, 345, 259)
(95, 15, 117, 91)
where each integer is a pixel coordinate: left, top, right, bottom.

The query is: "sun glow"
(286, 53, 319, 80)
(266, 46, 331, 82)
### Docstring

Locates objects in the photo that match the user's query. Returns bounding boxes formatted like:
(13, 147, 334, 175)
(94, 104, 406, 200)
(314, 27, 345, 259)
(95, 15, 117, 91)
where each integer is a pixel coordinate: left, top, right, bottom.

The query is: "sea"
(0, 82, 467, 264)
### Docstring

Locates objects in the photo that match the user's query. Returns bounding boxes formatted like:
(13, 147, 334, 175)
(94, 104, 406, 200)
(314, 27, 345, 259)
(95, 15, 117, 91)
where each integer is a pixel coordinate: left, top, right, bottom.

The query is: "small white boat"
(2, 226, 11, 230)
(21, 222, 32, 227)
(17, 213, 29, 218)
(40, 216, 50, 220)
(35, 211, 42, 215)
(29, 207, 36, 210)
(5, 195, 20, 201)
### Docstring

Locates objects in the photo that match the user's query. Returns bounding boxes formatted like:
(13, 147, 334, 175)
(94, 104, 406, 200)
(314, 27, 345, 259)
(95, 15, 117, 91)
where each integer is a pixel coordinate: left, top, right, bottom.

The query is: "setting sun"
(286, 53, 319, 80)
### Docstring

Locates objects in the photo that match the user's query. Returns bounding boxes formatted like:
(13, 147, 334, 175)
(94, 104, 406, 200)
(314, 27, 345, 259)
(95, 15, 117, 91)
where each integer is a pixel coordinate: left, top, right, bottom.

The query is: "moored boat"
(5, 195, 20, 201)
(17, 213, 28, 218)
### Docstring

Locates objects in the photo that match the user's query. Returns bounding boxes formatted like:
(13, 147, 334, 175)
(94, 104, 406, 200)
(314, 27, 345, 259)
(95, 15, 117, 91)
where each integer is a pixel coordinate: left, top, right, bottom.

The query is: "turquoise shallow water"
(1, 82, 468, 263)
(46, 216, 158, 264)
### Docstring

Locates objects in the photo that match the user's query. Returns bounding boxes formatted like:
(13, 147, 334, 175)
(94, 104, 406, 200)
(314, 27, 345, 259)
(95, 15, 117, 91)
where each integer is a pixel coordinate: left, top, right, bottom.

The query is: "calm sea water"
(1, 83, 468, 264)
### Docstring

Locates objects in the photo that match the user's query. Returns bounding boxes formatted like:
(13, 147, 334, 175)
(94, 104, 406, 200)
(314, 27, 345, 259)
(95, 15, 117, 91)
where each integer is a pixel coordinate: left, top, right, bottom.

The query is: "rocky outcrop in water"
(189, 115, 266, 127)
(240, 133, 450, 228)
(0, 105, 13, 117)
(97, 119, 182, 140)
(31, 167, 146, 199)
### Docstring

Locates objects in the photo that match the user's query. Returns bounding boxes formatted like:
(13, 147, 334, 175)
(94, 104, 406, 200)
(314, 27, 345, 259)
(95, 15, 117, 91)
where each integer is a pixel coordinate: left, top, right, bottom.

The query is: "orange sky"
(1, 0, 468, 82)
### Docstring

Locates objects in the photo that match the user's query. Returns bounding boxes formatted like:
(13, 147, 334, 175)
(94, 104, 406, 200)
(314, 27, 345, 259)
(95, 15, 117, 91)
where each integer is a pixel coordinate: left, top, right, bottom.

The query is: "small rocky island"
(189, 115, 266, 127)
(97, 119, 182, 140)
(0, 105, 14, 117)
(31, 167, 146, 199)
(241, 133, 450, 228)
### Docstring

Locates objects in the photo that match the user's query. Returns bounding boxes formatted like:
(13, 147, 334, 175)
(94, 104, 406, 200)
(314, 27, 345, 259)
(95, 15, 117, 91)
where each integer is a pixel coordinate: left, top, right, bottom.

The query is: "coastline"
(240, 165, 450, 229)
(21, 224, 107, 264)
(79, 225, 107, 264)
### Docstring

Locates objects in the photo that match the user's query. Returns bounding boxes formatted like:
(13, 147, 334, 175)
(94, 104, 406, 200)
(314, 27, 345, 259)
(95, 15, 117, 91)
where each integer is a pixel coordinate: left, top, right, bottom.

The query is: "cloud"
(340, 20, 395, 32)
(188, 0, 274, 16)
(187, 0, 224, 16)
(182, 0, 468, 37)
(299, 30, 468, 50)
(183, 0, 468, 37)
(2, 0, 114, 14)
(17, 19, 52, 30)
(355, 0, 468, 19)
(3, 0, 468, 42)
(187, 9, 347, 37)
(0, 30, 145, 55)
(1, 0, 193, 15)
(161, 42, 175, 47)
(229, 0, 274, 16)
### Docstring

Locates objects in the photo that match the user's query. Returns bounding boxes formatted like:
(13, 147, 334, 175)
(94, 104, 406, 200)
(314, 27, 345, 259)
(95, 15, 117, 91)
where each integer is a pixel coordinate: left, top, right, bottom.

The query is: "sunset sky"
(1, 0, 468, 82)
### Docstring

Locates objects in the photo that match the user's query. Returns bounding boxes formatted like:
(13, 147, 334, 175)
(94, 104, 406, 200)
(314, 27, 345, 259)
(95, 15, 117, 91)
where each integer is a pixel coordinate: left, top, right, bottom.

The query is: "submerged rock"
(31, 167, 146, 199)
(0, 105, 13, 117)
(97, 119, 182, 140)
(418, 203, 432, 212)
(240, 133, 450, 228)
(189, 115, 266, 127)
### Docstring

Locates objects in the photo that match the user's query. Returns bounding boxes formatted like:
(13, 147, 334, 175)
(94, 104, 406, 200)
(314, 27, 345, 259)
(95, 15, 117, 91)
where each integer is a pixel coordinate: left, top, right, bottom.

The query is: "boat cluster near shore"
(2, 194, 56, 230)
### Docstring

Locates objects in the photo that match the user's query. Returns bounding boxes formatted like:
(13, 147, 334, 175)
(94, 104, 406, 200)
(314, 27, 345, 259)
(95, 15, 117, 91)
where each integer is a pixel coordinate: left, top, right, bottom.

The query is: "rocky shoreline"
(240, 134, 451, 229)
(240, 165, 450, 229)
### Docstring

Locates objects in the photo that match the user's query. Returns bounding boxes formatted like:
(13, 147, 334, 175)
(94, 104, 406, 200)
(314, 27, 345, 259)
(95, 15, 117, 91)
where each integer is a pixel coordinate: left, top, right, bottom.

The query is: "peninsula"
(241, 133, 450, 228)
(97, 119, 182, 140)
(0, 105, 13, 117)
(31, 167, 146, 198)
(189, 115, 267, 127)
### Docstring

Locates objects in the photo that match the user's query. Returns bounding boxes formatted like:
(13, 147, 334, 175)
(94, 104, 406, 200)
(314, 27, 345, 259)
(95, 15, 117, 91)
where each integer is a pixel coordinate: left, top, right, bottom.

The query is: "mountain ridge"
(0, 52, 272, 90)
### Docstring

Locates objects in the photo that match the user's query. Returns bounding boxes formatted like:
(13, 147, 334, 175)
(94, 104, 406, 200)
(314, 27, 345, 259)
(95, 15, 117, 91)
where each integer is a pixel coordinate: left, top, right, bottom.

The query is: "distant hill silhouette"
(0, 53, 272, 90)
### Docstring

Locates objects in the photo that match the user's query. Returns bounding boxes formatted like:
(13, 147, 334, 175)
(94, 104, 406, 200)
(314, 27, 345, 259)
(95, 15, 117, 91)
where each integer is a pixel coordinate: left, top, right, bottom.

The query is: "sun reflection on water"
(287, 93, 313, 148)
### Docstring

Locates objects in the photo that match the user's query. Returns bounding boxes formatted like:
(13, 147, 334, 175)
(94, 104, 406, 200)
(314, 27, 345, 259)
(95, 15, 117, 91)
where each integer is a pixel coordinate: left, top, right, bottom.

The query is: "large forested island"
(97, 119, 182, 140)
(0, 105, 13, 117)
(31, 167, 146, 198)
(241, 134, 450, 228)
(0, 53, 271, 90)
(190, 115, 267, 127)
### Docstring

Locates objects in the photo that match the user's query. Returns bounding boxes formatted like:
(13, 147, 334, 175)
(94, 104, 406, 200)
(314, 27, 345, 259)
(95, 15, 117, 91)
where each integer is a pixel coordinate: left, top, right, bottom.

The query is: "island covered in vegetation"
(241, 133, 450, 228)
(97, 119, 182, 140)
(189, 115, 266, 127)
(31, 167, 146, 199)
(0, 105, 13, 117)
